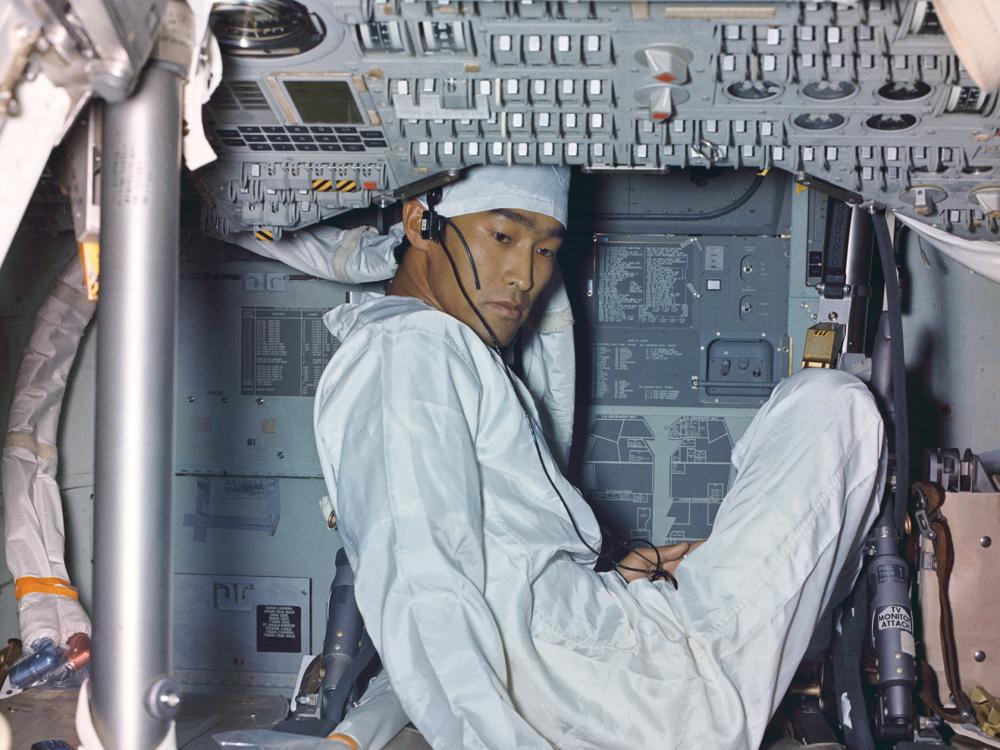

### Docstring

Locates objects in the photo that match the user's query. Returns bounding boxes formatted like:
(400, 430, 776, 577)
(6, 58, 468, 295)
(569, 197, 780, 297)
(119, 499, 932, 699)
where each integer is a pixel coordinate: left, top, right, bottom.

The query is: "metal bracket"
(795, 171, 864, 206)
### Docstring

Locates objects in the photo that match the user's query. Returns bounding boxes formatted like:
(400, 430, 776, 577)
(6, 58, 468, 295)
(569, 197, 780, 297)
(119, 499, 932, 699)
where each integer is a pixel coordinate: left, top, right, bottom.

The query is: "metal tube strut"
(91, 60, 184, 749)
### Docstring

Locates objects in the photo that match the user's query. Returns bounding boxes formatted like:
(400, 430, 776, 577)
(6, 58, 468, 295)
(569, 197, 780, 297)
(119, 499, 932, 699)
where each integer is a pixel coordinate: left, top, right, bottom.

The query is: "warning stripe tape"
(312, 179, 333, 192)
(255, 229, 274, 242)
(335, 179, 359, 193)
(15, 577, 79, 601)
(326, 734, 360, 749)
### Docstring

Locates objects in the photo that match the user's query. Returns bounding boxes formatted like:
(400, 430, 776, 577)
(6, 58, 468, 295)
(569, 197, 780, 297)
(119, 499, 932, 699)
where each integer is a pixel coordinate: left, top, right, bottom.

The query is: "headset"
(417, 189, 679, 587)
(421, 187, 482, 291)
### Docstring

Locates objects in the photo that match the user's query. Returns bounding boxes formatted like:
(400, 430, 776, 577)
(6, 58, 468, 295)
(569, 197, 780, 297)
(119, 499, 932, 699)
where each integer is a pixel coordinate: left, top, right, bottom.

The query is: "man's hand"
(616, 541, 705, 583)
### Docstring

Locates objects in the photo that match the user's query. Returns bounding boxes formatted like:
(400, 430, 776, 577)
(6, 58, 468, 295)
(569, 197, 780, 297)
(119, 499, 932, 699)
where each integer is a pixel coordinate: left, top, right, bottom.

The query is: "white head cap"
(418, 165, 571, 228)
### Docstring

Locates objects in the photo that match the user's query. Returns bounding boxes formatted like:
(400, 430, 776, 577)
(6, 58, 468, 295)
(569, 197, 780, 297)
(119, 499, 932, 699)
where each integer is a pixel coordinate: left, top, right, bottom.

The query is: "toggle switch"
(651, 87, 674, 120)
(634, 83, 691, 121)
(635, 44, 694, 84)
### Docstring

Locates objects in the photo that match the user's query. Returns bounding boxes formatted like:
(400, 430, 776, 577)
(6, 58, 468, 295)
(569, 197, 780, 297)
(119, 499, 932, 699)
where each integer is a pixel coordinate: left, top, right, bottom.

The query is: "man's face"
(402, 201, 566, 347)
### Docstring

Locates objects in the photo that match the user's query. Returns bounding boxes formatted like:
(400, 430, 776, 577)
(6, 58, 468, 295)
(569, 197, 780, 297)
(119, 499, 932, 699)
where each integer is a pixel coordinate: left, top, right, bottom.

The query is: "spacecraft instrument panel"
(196, 0, 1000, 242)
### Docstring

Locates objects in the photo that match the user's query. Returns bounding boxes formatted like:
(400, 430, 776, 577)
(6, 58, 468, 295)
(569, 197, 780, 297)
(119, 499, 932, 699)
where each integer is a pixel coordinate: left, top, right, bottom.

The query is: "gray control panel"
(570, 168, 793, 546)
(197, 0, 1000, 242)
(584, 234, 789, 407)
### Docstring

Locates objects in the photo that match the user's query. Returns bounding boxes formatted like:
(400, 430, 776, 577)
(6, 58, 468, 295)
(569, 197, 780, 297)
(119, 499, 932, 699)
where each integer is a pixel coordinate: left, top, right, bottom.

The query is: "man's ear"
(402, 199, 437, 252)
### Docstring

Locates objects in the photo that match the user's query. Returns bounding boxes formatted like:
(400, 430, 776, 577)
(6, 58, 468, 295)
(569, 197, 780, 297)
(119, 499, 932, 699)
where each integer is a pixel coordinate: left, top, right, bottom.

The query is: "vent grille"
(210, 81, 272, 112)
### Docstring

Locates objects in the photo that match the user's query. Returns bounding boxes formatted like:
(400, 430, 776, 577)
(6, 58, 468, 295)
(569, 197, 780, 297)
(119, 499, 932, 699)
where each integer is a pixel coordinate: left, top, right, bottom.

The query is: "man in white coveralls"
(312, 165, 886, 749)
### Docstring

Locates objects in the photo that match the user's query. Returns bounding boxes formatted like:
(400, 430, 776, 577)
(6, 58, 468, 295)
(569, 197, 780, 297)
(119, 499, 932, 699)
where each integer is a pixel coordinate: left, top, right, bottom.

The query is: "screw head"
(256, 398, 264, 405)
(981, 536, 992, 548)
(975, 650, 987, 662)
(146, 677, 182, 720)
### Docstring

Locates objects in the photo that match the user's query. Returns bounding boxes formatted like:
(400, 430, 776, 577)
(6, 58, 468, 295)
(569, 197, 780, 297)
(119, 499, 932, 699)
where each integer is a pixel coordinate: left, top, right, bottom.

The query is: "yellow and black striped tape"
(255, 228, 274, 242)
(312, 179, 333, 192)
(335, 179, 359, 193)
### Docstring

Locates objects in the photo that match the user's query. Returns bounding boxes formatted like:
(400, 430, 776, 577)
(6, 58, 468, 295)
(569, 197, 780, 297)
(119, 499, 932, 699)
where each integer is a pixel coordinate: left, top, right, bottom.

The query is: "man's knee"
(772, 368, 881, 425)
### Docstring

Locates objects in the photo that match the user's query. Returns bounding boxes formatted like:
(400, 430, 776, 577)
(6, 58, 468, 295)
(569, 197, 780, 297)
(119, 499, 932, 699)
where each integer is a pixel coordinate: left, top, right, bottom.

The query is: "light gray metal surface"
(0, 0, 166, 123)
(199, 0, 1000, 242)
(173, 573, 311, 691)
(175, 260, 381, 477)
(171, 473, 342, 692)
(0, 687, 291, 749)
(91, 62, 184, 749)
(0, 0, 171, 266)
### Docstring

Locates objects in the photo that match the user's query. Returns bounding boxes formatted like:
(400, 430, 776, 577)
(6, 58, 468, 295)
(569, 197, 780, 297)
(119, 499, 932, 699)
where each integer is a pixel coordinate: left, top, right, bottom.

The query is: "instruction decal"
(876, 563, 907, 585)
(240, 307, 341, 397)
(256, 604, 302, 653)
(875, 605, 912, 633)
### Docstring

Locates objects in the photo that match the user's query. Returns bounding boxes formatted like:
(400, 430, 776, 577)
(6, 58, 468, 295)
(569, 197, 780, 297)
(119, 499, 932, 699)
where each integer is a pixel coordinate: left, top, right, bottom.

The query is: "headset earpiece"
(420, 187, 444, 242)
(421, 185, 482, 291)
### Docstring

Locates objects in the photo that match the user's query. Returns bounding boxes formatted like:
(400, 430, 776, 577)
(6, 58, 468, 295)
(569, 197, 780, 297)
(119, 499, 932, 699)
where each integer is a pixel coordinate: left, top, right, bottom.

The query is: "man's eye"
(537, 247, 556, 258)
(493, 232, 512, 244)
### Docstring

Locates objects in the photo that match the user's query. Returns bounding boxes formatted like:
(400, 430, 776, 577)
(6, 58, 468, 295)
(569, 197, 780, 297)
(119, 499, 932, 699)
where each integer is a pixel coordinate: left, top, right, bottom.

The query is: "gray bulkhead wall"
(898, 226, 1000, 471)
(1, 172, 999, 691)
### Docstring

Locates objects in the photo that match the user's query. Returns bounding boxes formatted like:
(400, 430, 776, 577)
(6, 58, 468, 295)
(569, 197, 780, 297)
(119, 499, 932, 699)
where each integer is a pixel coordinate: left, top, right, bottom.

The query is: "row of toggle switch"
(490, 32, 611, 66)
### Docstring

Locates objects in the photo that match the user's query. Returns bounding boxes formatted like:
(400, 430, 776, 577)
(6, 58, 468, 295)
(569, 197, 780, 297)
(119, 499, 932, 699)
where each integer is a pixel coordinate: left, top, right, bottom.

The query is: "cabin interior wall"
(0, 181, 998, 689)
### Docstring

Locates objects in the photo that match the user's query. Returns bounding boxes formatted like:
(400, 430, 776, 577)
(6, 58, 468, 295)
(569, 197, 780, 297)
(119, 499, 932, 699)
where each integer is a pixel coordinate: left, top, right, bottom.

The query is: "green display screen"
(283, 80, 364, 124)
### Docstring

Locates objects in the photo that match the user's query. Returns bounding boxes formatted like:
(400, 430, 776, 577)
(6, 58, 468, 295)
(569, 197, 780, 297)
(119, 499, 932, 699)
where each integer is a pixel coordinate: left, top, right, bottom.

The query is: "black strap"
(832, 574, 877, 750)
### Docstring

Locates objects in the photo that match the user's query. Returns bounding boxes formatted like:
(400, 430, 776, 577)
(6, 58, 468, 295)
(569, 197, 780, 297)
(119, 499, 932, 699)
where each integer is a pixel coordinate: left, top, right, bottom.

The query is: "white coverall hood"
(417, 165, 571, 227)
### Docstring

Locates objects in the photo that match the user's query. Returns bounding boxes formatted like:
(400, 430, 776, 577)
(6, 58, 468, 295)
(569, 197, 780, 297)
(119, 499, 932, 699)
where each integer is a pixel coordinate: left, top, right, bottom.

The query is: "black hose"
(834, 210, 910, 750)
(871, 211, 909, 533)
(833, 575, 877, 750)
(600, 174, 765, 222)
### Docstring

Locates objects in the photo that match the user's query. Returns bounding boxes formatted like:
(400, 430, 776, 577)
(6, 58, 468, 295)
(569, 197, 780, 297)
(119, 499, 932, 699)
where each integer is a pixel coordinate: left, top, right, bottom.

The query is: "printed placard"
(875, 605, 912, 633)
(256, 604, 302, 653)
